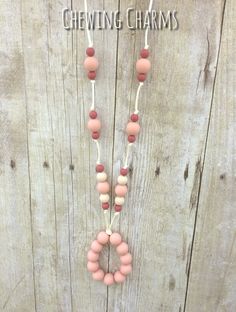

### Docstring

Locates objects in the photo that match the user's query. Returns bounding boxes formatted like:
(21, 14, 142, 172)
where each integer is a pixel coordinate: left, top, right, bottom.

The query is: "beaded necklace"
(84, 0, 153, 285)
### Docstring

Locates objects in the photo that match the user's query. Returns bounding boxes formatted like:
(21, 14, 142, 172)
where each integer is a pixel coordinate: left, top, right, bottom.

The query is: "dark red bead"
(115, 205, 122, 212)
(89, 110, 97, 119)
(137, 73, 146, 82)
(88, 71, 96, 80)
(92, 131, 100, 140)
(128, 135, 136, 143)
(96, 164, 104, 172)
(131, 114, 139, 122)
(120, 168, 128, 176)
(102, 203, 109, 210)
(140, 48, 149, 58)
(86, 47, 95, 57)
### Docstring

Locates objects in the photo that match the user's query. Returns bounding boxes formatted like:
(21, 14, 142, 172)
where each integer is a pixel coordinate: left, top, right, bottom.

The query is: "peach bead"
(120, 264, 132, 275)
(96, 172, 107, 182)
(115, 185, 128, 197)
(117, 175, 128, 185)
(126, 122, 140, 135)
(96, 182, 110, 194)
(87, 119, 101, 132)
(91, 240, 103, 253)
(87, 250, 99, 262)
(120, 253, 132, 265)
(104, 273, 114, 285)
(87, 261, 99, 272)
(136, 58, 151, 74)
(92, 269, 105, 281)
(116, 242, 129, 255)
(114, 271, 126, 283)
(110, 233, 122, 246)
(97, 231, 109, 244)
(84, 56, 99, 71)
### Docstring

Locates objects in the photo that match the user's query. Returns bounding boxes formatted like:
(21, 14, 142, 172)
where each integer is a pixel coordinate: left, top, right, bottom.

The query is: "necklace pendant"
(87, 231, 132, 285)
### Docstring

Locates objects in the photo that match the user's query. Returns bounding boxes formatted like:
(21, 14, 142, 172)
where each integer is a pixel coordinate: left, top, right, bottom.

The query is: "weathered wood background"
(0, 0, 235, 311)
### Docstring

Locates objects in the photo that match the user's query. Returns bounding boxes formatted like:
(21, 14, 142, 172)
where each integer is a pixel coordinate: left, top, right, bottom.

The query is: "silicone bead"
(88, 71, 96, 80)
(96, 172, 107, 182)
(91, 240, 103, 253)
(120, 264, 132, 275)
(97, 182, 110, 193)
(115, 185, 128, 197)
(116, 242, 129, 255)
(136, 58, 151, 74)
(92, 132, 100, 140)
(131, 114, 139, 122)
(86, 47, 95, 56)
(140, 48, 149, 58)
(126, 122, 140, 135)
(120, 253, 132, 265)
(87, 250, 99, 262)
(115, 205, 122, 212)
(114, 271, 126, 283)
(104, 273, 115, 285)
(97, 231, 109, 244)
(92, 269, 105, 281)
(89, 110, 97, 119)
(87, 261, 99, 272)
(137, 73, 147, 82)
(120, 168, 128, 176)
(99, 194, 110, 203)
(96, 164, 104, 172)
(87, 119, 101, 132)
(110, 233, 122, 246)
(115, 196, 125, 205)
(117, 175, 127, 185)
(128, 135, 136, 143)
(84, 56, 99, 71)
(102, 202, 109, 210)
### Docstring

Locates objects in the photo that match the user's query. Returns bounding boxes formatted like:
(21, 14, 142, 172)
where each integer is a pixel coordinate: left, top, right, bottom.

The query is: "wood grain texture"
(0, 0, 235, 311)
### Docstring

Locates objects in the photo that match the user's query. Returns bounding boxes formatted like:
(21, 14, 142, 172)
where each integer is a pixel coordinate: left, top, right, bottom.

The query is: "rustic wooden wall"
(0, 0, 235, 311)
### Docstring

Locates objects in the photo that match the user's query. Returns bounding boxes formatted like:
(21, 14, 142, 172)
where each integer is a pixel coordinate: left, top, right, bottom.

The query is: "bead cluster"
(96, 164, 110, 210)
(84, 47, 99, 80)
(136, 48, 151, 82)
(126, 113, 140, 143)
(114, 167, 128, 212)
(87, 231, 132, 285)
(87, 110, 101, 140)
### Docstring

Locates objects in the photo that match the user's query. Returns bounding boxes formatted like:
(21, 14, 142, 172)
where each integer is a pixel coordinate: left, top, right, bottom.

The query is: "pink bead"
(87, 250, 99, 262)
(84, 56, 99, 71)
(96, 164, 104, 172)
(110, 233, 122, 246)
(92, 131, 100, 140)
(137, 73, 147, 82)
(97, 231, 109, 244)
(131, 114, 139, 122)
(115, 204, 122, 212)
(102, 202, 109, 210)
(88, 71, 96, 80)
(87, 119, 101, 132)
(87, 261, 99, 272)
(115, 185, 128, 197)
(120, 264, 132, 275)
(91, 240, 103, 253)
(136, 58, 151, 74)
(120, 253, 132, 265)
(96, 182, 110, 194)
(128, 135, 136, 143)
(89, 110, 97, 119)
(120, 168, 128, 176)
(114, 271, 126, 283)
(116, 242, 129, 255)
(92, 269, 105, 281)
(126, 122, 140, 135)
(103, 273, 115, 285)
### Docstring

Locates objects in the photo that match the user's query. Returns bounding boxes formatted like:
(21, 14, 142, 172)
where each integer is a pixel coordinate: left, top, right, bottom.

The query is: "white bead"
(117, 175, 128, 185)
(99, 194, 110, 203)
(115, 196, 125, 205)
(96, 172, 107, 182)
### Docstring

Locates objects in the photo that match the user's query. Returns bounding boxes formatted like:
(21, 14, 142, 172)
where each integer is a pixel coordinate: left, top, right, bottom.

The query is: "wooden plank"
(108, 0, 225, 311)
(185, 0, 236, 311)
(0, 0, 35, 311)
